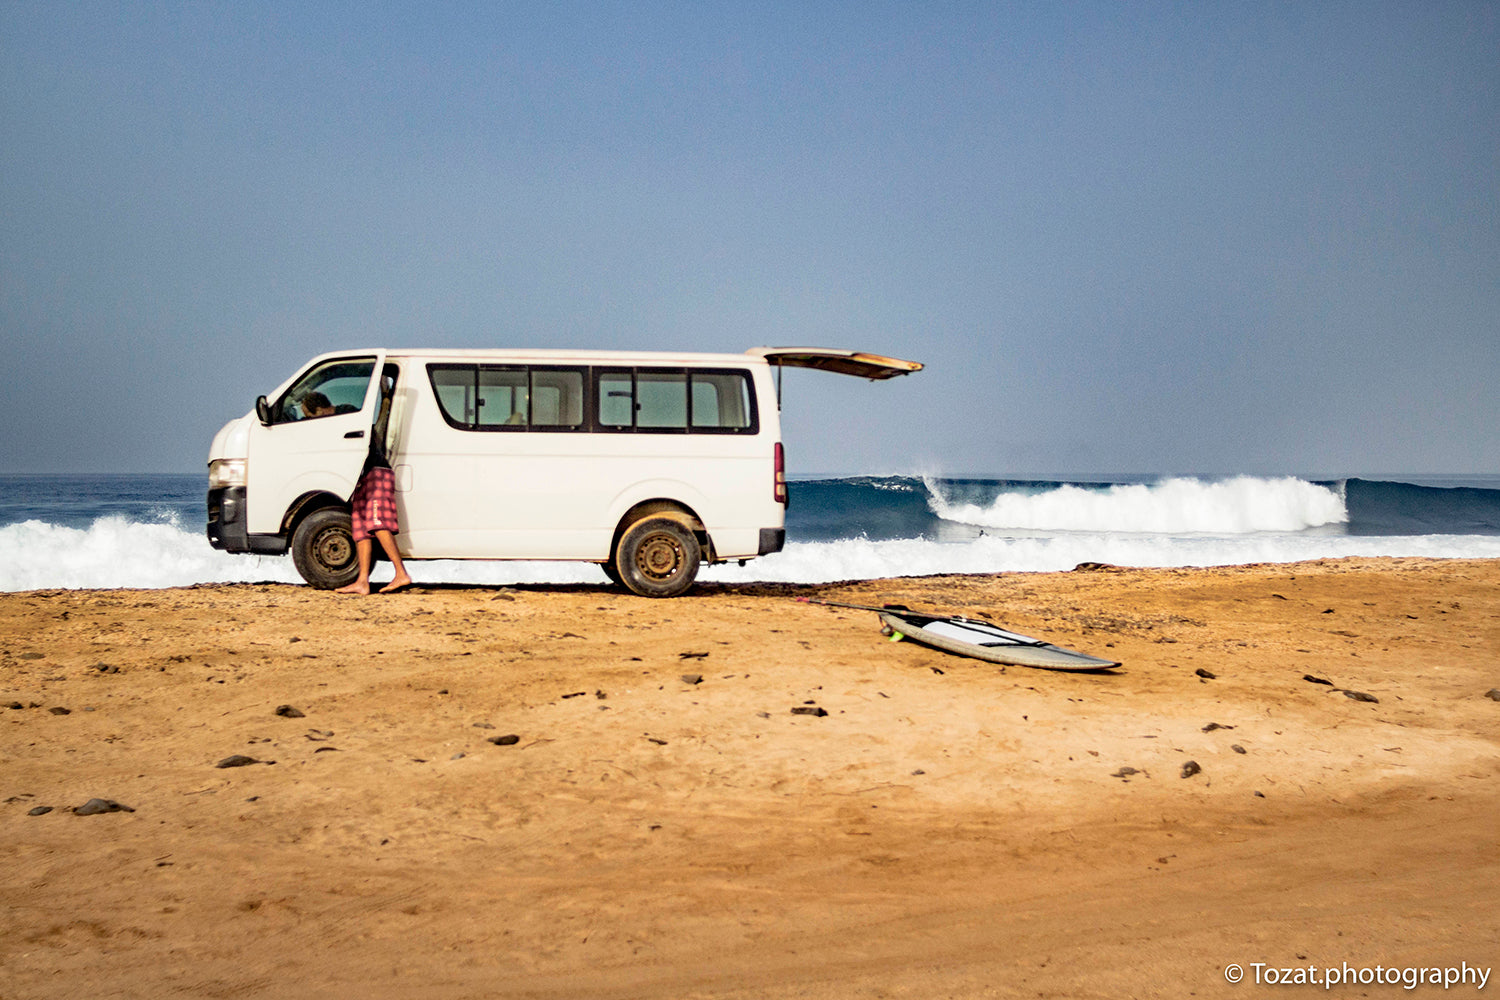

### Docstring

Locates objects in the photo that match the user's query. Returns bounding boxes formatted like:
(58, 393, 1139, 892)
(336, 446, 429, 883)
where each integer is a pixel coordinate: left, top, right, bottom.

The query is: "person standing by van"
(337, 376, 412, 595)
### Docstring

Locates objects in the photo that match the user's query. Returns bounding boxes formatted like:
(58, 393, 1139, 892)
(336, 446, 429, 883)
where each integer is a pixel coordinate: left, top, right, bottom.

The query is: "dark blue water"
(0, 474, 205, 530)
(1340, 478, 1500, 536)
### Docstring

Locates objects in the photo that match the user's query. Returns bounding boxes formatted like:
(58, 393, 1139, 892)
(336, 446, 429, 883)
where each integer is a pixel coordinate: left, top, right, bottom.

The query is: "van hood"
(208, 413, 253, 464)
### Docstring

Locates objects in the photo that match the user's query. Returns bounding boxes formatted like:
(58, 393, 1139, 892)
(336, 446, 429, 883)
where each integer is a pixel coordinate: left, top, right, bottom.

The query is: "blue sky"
(2, 2, 1496, 475)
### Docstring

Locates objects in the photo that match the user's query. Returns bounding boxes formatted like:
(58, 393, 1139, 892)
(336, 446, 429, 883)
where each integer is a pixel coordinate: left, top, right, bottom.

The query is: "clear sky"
(2, 2, 1496, 476)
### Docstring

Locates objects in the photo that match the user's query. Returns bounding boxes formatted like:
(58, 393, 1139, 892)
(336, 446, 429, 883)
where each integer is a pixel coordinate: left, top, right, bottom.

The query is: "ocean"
(3, 473, 1500, 592)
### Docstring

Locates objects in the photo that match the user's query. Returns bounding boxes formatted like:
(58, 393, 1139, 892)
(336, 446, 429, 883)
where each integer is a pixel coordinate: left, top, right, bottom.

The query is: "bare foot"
(379, 575, 413, 595)
(335, 581, 371, 595)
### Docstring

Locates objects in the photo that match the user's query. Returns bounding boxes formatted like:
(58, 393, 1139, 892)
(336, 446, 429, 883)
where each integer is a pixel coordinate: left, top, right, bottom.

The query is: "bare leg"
(374, 530, 412, 593)
(335, 538, 375, 595)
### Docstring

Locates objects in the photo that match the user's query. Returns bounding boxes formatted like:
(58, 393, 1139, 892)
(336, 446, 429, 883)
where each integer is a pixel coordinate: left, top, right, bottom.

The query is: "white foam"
(926, 476, 1348, 534)
(3, 515, 1499, 592)
(0, 517, 304, 591)
(702, 532, 1500, 584)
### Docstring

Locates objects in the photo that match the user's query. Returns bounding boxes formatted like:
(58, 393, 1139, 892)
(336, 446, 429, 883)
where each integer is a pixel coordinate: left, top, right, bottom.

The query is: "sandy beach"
(2, 557, 1497, 998)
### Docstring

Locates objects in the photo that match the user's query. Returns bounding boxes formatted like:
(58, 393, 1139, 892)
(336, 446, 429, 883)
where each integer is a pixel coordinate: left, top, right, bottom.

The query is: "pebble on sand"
(216, 754, 264, 768)
(74, 798, 134, 815)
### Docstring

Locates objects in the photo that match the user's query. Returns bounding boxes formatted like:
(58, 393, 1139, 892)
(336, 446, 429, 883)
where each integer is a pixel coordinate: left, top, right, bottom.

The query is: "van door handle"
(344, 430, 365, 439)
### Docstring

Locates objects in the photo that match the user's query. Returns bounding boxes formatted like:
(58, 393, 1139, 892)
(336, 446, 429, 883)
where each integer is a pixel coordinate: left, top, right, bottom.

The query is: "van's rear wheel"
(601, 560, 623, 587)
(615, 517, 700, 598)
(291, 507, 359, 590)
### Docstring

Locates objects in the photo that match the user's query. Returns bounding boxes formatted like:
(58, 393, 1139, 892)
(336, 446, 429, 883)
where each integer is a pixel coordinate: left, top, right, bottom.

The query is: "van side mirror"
(255, 395, 271, 425)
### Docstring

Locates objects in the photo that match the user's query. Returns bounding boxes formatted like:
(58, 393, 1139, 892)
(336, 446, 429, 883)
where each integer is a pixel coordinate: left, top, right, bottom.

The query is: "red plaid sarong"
(349, 467, 399, 542)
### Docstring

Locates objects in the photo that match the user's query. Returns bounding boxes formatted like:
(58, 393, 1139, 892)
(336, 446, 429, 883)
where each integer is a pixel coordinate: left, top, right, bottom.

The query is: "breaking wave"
(925, 475, 1348, 535)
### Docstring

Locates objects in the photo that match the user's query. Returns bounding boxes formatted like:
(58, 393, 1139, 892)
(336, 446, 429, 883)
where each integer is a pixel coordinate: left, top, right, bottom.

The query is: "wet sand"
(2, 557, 1498, 998)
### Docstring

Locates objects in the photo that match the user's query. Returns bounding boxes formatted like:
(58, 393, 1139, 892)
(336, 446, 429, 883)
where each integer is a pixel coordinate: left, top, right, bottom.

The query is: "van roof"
(376, 348, 771, 364)
(316, 347, 923, 379)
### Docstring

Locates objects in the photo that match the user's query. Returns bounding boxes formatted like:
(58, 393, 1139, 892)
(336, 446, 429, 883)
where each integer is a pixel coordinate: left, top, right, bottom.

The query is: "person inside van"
(300, 392, 335, 419)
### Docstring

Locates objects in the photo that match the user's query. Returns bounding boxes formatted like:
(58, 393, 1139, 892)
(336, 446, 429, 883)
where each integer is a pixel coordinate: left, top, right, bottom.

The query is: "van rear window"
(691, 371, 753, 430)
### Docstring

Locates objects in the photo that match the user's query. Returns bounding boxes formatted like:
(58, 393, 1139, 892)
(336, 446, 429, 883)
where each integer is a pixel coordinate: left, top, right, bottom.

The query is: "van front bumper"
(207, 487, 288, 555)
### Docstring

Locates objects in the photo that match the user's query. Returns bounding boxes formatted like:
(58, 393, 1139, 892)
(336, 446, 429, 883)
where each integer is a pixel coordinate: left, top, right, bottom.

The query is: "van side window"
(598, 371, 634, 428)
(595, 368, 757, 434)
(637, 371, 688, 429)
(428, 364, 586, 431)
(430, 364, 753, 433)
(478, 368, 527, 427)
(430, 366, 478, 426)
(273, 357, 377, 423)
(531, 369, 584, 427)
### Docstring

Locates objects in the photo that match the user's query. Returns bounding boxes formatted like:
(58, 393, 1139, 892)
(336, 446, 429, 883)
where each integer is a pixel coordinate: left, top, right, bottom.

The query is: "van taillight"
(774, 443, 787, 505)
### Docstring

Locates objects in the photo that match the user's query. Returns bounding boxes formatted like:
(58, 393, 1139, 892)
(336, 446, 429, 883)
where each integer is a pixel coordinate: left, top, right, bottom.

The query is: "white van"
(207, 347, 920, 596)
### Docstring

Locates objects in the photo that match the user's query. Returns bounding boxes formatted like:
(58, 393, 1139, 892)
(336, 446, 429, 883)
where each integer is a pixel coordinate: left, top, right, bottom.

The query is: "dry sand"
(2, 557, 1498, 999)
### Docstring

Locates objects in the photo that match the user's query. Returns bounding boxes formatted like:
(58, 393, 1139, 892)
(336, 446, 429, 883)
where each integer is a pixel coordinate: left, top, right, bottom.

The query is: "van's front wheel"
(615, 517, 700, 598)
(290, 507, 360, 590)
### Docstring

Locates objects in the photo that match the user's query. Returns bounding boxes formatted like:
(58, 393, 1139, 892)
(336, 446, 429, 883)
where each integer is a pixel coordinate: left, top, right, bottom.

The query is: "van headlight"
(208, 459, 247, 490)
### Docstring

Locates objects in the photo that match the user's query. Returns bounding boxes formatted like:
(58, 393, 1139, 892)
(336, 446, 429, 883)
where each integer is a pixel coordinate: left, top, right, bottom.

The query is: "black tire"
(290, 507, 359, 590)
(601, 559, 623, 587)
(614, 516, 701, 598)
